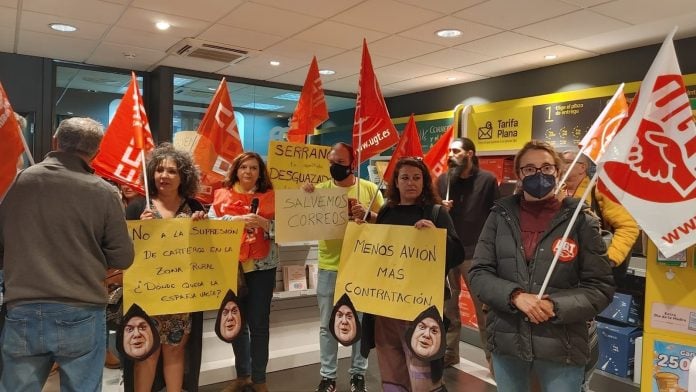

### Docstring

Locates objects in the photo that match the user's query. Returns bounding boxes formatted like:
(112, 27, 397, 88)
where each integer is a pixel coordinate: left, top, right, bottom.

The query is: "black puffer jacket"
(468, 194, 614, 366)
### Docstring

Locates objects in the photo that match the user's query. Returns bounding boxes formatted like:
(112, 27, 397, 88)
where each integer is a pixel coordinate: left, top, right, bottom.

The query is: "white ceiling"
(3, 0, 696, 97)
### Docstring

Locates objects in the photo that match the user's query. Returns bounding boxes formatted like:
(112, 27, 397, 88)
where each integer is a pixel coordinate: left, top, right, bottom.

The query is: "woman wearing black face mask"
(467, 140, 614, 392)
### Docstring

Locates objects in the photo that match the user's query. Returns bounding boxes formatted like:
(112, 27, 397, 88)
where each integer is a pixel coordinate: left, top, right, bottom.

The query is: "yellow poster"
(470, 106, 532, 151)
(267, 141, 332, 190)
(124, 219, 244, 316)
(275, 188, 350, 243)
(335, 222, 446, 320)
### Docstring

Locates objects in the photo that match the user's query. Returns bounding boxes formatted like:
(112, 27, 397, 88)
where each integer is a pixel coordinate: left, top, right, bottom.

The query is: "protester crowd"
(0, 114, 635, 392)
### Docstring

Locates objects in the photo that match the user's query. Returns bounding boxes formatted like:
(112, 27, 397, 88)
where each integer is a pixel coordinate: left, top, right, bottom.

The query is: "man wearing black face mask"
(436, 137, 499, 369)
(301, 142, 383, 392)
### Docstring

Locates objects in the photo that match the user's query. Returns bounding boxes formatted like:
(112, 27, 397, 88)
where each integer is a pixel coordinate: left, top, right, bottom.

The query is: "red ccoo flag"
(423, 125, 454, 181)
(382, 114, 423, 182)
(287, 56, 329, 143)
(597, 29, 696, 257)
(0, 82, 25, 199)
(353, 39, 399, 162)
(92, 72, 154, 194)
(192, 78, 243, 204)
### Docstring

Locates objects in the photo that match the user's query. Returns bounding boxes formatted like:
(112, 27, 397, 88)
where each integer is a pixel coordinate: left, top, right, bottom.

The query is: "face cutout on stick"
(330, 294, 361, 346)
(117, 304, 160, 361)
(405, 305, 445, 361)
(215, 289, 244, 342)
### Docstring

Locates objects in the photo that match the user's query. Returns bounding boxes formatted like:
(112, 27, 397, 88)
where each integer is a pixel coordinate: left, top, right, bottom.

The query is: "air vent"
(167, 38, 254, 64)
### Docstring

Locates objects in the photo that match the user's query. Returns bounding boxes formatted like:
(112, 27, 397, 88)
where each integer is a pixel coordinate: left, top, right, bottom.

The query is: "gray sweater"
(0, 152, 134, 306)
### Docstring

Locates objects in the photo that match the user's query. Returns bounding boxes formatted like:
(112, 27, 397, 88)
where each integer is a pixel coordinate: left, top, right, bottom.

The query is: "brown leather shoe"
(105, 350, 120, 369)
(220, 376, 252, 392)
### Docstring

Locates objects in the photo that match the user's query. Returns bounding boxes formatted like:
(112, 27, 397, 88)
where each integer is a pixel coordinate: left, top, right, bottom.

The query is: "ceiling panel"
(515, 9, 630, 43)
(131, 0, 243, 22)
(197, 24, 284, 51)
(87, 42, 166, 71)
(457, 58, 538, 77)
(409, 48, 494, 69)
(117, 7, 209, 37)
(250, 0, 364, 19)
(0, 0, 17, 7)
(22, 0, 125, 24)
(268, 67, 319, 86)
(104, 26, 181, 51)
(322, 74, 360, 94)
(320, 50, 400, 78)
(217, 2, 321, 36)
(394, 0, 487, 14)
(20, 11, 110, 40)
(293, 21, 386, 50)
(17, 30, 98, 62)
(590, 0, 696, 24)
(217, 54, 308, 81)
(157, 54, 236, 73)
(0, 26, 14, 53)
(454, 31, 553, 58)
(454, 0, 579, 30)
(397, 16, 501, 47)
(332, 0, 443, 34)
(376, 61, 448, 83)
(385, 70, 487, 92)
(368, 35, 445, 60)
(559, 0, 614, 7)
(263, 39, 347, 62)
(0, 6, 16, 28)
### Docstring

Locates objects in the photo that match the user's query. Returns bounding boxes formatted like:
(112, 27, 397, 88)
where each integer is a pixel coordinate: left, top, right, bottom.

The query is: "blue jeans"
(0, 303, 106, 392)
(317, 269, 367, 379)
(492, 353, 584, 392)
(233, 268, 276, 384)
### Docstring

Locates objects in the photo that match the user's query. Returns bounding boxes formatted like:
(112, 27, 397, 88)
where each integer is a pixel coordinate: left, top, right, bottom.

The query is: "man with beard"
(436, 137, 499, 369)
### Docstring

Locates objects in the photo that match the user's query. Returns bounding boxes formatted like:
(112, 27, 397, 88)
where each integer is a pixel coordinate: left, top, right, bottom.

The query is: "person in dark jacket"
(468, 140, 614, 392)
(361, 157, 465, 392)
(124, 143, 206, 392)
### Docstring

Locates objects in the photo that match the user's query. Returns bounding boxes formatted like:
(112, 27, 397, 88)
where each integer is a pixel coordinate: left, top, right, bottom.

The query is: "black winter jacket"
(468, 194, 614, 366)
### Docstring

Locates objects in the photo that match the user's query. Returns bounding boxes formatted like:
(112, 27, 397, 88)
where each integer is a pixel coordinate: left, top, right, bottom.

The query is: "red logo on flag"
(552, 238, 578, 262)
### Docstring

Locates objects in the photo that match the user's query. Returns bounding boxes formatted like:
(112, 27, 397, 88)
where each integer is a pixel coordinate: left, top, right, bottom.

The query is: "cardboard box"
(598, 292, 642, 326)
(306, 264, 318, 289)
(596, 321, 642, 378)
(283, 265, 307, 291)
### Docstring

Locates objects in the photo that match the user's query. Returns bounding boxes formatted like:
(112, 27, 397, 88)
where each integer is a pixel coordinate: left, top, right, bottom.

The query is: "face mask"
(522, 172, 556, 199)
(330, 163, 352, 181)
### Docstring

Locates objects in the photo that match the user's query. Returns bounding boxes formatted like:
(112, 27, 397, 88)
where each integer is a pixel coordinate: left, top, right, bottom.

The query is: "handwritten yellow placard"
(275, 188, 350, 243)
(335, 222, 446, 320)
(267, 141, 331, 190)
(124, 219, 244, 316)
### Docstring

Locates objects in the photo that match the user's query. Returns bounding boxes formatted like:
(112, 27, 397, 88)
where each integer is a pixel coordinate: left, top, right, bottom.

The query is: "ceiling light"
(319, 69, 335, 75)
(49, 23, 78, 32)
(269, 60, 280, 66)
(447, 77, 458, 81)
(544, 54, 557, 60)
(436, 29, 462, 38)
(274, 92, 300, 101)
(123, 52, 136, 59)
(207, 87, 216, 91)
(155, 21, 170, 30)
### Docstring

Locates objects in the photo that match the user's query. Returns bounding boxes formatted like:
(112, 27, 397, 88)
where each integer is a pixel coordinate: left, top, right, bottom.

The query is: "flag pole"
(140, 149, 151, 207)
(445, 171, 451, 201)
(363, 178, 383, 221)
(17, 122, 35, 166)
(538, 171, 598, 298)
(357, 118, 362, 203)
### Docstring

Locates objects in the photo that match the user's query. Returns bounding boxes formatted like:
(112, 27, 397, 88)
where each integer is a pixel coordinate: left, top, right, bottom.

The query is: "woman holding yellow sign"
(209, 151, 276, 392)
(360, 157, 464, 392)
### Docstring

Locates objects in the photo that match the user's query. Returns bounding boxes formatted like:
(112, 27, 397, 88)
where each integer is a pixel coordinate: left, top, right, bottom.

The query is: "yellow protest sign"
(124, 219, 244, 316)
(275, 188, 350, 243)
(335, 222, 446, 320)
(267, 140, 331, 190)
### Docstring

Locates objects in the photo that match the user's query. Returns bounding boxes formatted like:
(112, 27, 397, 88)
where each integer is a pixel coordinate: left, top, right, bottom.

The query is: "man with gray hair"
(0, 117, 134, 391)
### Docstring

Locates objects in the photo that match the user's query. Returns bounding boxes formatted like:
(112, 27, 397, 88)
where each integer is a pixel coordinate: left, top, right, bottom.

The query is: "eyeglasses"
(520, 164, 557, 177)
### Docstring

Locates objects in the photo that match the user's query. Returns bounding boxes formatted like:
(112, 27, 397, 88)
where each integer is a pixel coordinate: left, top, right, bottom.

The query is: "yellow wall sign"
(124, 219, 244, 316)
(275, 188, 350, 243)
(267, 141, 332, 190)
(335, 222, 446, 320)
(470, 106, 533, 151)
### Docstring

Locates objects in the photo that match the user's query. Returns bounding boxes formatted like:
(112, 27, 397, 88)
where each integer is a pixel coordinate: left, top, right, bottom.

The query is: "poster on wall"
(469, 106, 532, 151)
(388, 113, 453, 155)
(530, 97, 605, 149)
(651, 340, 695, 392)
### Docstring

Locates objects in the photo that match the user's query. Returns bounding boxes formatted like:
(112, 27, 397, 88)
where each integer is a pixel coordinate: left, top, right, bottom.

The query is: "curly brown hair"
(146, 143, 200, 198)
(223, 152, 273, 193)
(385, 157, 441, 206)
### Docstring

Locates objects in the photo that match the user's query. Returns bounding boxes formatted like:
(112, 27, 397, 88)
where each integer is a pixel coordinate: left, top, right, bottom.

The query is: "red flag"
(597, 29, 696, 257)
(287, 56, 329, 144)
(92, 72, 154, 194)
(192, 78, 243, 204)
(382, 114, 423, 182)
(0, 82, 24, 198)
(423, 125, 454, 181)
(578, 84, 629, 163)
(353, 39, 399, 162)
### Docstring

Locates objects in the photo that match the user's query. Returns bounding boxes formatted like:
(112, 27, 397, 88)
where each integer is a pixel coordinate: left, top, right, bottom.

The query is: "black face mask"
(330, 163, 352, 181)
(522, 172, 556, 199)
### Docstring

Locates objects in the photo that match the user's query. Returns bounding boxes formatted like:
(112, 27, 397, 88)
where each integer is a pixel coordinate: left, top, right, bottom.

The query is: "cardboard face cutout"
(329, 293, 361, 346)
(405, 305, 445, 361)
(215, 289, 244, 342)
(117, 304, 160, 361)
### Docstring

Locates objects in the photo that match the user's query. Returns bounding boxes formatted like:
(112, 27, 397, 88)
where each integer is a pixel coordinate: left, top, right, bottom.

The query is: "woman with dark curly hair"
(208, 152, 276, 392)
(360, 157, 464, 392)
(125, 143, 206, 392)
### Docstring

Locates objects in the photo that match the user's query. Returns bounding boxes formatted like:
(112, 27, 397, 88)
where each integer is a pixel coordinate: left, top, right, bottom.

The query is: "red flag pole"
(140, 143, 151, 207)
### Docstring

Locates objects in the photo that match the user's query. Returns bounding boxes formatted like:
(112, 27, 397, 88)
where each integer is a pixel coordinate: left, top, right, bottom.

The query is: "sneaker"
(350, 374, 367, 392)
(315, 377, 336, 392)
